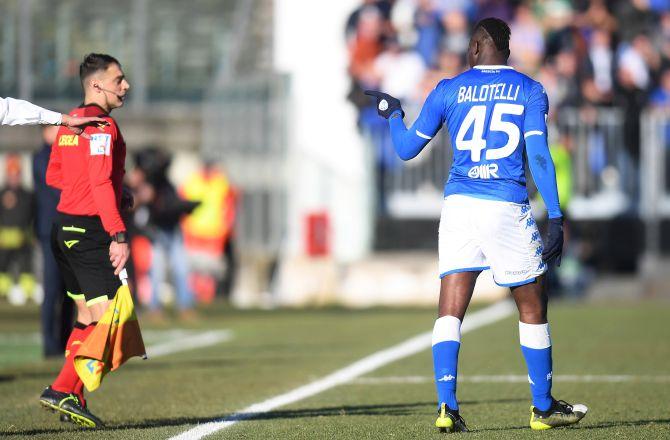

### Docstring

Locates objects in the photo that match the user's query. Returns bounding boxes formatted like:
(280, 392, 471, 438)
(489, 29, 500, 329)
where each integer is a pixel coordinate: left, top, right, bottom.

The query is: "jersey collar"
(79, 102, 109, 115)
(473, 65, 515, 70)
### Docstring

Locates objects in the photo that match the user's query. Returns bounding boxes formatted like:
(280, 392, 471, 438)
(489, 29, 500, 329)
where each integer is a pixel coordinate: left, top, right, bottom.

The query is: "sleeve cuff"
(41, 110, 63, 125)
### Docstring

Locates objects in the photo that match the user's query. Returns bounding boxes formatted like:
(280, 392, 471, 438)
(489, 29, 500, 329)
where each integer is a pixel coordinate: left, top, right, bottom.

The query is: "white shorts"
(438, 194, 547, 287)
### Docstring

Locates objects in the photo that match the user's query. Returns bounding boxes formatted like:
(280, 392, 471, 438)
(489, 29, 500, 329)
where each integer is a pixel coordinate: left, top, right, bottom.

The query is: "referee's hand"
(109, 241, 130, 275)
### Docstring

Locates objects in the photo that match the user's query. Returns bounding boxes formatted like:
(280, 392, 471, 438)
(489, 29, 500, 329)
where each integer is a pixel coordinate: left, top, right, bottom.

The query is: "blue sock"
(519, 322, 553, 412)
(432, 315, 461, 411)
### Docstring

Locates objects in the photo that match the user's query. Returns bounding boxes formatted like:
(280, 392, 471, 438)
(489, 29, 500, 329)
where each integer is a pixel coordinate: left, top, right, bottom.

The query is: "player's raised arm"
(0, 97, 63, 126)
(523, 82, 563, 265)
(365, 83, 446, 160)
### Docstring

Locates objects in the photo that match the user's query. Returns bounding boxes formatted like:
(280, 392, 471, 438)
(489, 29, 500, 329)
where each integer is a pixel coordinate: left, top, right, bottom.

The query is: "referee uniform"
(46, 103, 126, 306)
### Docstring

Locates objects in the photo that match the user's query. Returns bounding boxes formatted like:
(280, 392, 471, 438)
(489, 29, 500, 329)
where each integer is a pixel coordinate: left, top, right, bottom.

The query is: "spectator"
(509, 4, 545, 72)
(414, 0, 444, 67)
(582, 28, 615, 105)
(0, 154, 35, 305)
(347, 2, 388, 111)
(373, 36, 427, 103)
(180, 160, 238, 302)
(33, 126, 74, 357)
(133, 148, 199, 322)
(441, 10, 470, 55)
(649, 67, 670, 107)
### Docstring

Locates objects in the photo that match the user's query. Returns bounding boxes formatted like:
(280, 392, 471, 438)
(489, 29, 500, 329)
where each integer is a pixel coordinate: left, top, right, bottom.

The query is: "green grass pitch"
(0, 300, 668, 439)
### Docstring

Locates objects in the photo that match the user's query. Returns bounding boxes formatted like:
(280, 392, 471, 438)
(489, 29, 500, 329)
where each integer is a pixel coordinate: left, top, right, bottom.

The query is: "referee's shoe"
(39, 386, 104, 428)
(530, 398, 588, 430)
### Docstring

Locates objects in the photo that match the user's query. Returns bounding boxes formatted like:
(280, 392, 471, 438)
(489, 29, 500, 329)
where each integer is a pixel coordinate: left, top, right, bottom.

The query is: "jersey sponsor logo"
(457, 83, 520, 104)
(467, 163, 499, 179)
(89, 133, 111, 156)
(58, 134, 79, 147)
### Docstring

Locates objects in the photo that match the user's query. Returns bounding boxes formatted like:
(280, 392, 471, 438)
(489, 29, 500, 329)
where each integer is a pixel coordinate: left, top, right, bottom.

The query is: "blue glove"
(364, 90, 405, 119)
(542, 217, 564, 267)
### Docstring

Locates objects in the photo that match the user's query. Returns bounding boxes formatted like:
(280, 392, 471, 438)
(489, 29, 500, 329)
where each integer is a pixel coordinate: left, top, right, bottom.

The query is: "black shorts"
(51, 213, 121, 305)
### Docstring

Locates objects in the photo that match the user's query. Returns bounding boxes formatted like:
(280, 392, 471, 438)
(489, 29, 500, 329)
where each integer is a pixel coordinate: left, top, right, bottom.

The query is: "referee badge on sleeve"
(89, 133, 111, 156)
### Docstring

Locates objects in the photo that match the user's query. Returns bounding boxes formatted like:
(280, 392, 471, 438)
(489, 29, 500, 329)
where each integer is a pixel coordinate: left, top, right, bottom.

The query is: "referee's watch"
(112, 231, 127, 244)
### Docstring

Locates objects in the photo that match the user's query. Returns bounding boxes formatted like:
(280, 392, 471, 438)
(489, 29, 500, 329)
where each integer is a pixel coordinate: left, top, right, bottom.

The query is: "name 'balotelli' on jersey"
(413, 65, 548, 204)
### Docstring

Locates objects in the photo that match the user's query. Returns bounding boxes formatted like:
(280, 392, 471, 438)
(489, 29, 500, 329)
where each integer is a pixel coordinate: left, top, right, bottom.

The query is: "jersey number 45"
(455, 103, 524, 162)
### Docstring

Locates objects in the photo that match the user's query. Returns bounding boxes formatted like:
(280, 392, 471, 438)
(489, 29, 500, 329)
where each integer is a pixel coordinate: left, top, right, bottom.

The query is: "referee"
(38, 53, 131, 428)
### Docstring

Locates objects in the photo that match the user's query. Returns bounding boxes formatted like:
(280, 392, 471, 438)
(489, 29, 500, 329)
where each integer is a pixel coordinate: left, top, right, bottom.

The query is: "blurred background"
(0, 0, 668, 322)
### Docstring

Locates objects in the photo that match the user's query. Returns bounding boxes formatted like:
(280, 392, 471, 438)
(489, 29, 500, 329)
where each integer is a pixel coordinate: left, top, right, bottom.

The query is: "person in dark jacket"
(133, 148, 198, 321)
(33, 126, 74, 357)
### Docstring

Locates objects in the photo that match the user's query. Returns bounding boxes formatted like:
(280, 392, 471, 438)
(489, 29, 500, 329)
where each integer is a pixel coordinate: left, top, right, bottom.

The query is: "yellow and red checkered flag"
(74, 269, 146, 392)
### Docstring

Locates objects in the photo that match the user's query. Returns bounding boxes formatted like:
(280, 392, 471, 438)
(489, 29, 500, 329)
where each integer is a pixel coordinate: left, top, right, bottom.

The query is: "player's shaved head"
(467, 17, 511, 68)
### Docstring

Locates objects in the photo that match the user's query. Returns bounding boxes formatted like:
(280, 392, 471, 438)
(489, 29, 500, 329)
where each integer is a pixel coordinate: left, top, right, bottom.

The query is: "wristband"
(112, 231, 127, 243)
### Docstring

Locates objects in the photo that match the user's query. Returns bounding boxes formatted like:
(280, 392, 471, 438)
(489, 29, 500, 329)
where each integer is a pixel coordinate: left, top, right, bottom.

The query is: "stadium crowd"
(348, 0, 670, 121)
(347, 0, 670, 183)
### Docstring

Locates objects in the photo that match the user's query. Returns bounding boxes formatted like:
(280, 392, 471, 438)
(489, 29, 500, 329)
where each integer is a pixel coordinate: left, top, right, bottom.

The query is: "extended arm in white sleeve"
(0, 97, 62, 126)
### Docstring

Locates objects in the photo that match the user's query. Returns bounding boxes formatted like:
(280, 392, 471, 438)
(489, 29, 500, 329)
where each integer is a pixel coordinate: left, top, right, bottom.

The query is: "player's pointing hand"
(365, 90, 405, 119)
(60, 114, 108, 140)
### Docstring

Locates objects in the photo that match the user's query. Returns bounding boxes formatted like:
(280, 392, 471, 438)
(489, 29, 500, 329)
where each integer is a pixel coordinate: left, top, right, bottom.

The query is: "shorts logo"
(89, 133, 111, 156)
(505, 269, 528, 275)
(530, 231, 540, 243)
(468, 163, 499, 179)
(64, 239, 79, 249)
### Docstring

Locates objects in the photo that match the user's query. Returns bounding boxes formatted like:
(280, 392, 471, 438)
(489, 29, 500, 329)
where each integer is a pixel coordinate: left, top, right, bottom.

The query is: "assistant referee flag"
(74, 270, 146, 392)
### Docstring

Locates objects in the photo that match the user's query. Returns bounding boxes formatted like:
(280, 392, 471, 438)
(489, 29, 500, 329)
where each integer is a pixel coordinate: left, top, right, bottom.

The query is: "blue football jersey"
(412, 65, 548, 204)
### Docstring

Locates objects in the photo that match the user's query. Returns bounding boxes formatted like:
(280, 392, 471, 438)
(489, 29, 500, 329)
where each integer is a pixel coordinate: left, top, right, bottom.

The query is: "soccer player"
(366, 18, 587, 432)
(38, 53, 131, 428)
(0, 96, 106, 136)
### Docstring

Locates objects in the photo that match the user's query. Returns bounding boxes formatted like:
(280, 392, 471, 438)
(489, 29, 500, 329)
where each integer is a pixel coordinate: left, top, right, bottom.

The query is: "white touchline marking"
(352, 374, 670, 384)
(147, 330, 233, 358)
(168, 299, 516, 440)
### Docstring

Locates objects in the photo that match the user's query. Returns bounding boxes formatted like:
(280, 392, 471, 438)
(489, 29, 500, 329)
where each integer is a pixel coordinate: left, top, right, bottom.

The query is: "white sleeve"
(0, 97, 62, 126)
